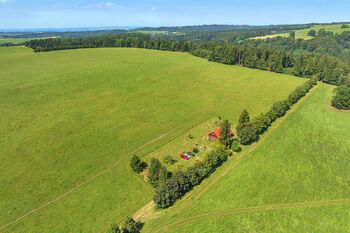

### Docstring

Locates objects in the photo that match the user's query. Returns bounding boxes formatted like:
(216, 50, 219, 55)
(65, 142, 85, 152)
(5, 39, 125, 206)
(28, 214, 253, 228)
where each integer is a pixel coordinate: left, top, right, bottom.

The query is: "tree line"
(237, 77, 317, 144)
(130, 145, 231, 209)
(128, 78, 317, 209)
(331, 85, 350, 110)
(238, 29, 350, 61)
(26, 33, 350, 86)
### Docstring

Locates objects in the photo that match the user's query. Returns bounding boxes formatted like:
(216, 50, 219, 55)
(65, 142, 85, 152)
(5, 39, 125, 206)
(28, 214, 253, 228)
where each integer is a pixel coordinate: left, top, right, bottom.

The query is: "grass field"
(135, 30, 168, 34)
(251, 23, 350, 40)
(0, 37, 58, 44)
(142, 84, 350, 232)
(0, 47, 305, 232)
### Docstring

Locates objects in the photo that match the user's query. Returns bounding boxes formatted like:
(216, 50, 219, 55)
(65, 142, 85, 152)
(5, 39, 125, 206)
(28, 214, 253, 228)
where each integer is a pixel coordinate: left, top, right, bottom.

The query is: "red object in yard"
(181, 154, 189, 160)
(208, 127, 233, 140)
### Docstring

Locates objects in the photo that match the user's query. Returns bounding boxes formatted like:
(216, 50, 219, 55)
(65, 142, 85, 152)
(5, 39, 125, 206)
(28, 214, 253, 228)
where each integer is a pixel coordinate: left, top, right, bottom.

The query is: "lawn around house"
(0, 46, 305, 232)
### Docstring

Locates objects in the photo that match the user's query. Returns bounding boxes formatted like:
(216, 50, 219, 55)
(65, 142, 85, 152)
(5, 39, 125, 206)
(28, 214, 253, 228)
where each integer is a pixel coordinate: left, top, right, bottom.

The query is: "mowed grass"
(251, 23, 350, 40)
(142, 84, 350, 232)
(0, 47, 304, 232)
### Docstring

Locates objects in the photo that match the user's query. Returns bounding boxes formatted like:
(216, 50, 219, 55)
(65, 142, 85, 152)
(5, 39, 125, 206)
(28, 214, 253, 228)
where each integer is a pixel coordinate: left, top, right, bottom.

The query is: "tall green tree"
(238, 109, 250, 126)
(219, 120, 232, 147)
(237, 123, 259, 145)
(148, 158, 162, 188)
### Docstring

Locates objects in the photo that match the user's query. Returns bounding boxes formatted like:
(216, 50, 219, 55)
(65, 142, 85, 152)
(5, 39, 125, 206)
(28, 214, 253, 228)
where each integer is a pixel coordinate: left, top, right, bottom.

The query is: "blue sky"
(1, 0, 350, 29)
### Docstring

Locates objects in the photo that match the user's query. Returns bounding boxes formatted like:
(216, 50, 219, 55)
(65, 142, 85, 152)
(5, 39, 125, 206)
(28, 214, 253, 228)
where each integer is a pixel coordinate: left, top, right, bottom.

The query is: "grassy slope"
(143, 84, 350, 232)
(0, 47, 304, 232)
(251, 23, 350, 40)
(0, 37, 58, 44)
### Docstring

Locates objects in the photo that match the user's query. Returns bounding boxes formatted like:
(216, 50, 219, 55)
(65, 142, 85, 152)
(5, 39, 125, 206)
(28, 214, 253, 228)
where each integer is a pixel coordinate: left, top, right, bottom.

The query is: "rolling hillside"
(0, 47, 305, 232)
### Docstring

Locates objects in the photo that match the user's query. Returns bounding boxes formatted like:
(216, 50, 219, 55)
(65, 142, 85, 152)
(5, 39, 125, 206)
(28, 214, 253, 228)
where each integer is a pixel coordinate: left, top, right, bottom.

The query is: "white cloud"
(151, 6, 157, 11)
(0, 0, 10, 3)
(106, 2, 115, 7)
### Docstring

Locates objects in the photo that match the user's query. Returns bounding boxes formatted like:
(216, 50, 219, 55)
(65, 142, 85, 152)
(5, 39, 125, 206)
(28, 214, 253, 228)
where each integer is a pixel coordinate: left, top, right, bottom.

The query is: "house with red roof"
(208, 127, 233, 140)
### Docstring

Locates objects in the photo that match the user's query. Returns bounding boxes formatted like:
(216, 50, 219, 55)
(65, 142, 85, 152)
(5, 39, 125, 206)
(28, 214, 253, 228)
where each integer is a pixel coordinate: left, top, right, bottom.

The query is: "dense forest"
(26, 33, 350, 86)
(237, 29, 350, 60)
(137, 23, 311, 33)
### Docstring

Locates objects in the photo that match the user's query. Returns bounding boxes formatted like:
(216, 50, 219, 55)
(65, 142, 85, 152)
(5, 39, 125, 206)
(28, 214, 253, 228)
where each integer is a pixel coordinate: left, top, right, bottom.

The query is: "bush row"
(152, 147, 230, 209)
(237, 77, 317, 145)
(331, 85, 350, 110)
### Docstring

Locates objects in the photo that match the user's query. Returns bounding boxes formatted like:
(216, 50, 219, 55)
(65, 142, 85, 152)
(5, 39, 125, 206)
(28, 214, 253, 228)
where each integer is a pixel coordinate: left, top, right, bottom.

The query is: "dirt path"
(153, 198, 350, 233)
(133, 201, 155, 221)
(0, 126, 183, 231)
(135, 85, 318, 223)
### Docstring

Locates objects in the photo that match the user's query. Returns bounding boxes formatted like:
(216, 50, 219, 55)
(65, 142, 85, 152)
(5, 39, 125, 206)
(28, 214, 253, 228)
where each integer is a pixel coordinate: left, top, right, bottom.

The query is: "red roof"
(208, 127, 233, 140)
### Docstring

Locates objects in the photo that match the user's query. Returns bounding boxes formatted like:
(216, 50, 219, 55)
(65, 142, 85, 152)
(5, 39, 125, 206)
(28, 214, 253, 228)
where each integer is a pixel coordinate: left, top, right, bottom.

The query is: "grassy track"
(0, 47, 304, 232)
(142, 84, 350, 232)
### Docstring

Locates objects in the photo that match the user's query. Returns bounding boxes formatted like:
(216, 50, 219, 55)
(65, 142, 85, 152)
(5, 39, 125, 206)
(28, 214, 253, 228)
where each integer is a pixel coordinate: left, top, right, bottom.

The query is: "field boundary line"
(0, 126, 183, 231)
(154, 198, 350, 233)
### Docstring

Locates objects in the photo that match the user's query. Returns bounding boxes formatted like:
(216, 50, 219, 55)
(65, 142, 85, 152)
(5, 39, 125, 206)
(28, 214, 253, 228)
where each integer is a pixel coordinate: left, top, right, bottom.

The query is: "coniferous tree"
(219, 120, 232, 148)
(238, 109, 250, 126)
(147, 158, 162, 188)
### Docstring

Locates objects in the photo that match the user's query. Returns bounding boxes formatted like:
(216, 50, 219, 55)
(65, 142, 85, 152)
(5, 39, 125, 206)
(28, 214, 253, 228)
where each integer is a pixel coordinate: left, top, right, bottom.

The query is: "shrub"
(331, 85, 350, 110)
(163, 154, 176, 165)
(307, 29, 316, 36)
(121, 217, 142, 233)
(107, 224, 120, 233)
(130, 155, 146, 173)
(230, 139, 241, 152)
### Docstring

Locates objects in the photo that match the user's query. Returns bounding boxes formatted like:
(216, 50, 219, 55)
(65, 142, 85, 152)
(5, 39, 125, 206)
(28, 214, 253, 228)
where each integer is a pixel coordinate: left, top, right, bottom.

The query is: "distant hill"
(135, 24, 257, 32)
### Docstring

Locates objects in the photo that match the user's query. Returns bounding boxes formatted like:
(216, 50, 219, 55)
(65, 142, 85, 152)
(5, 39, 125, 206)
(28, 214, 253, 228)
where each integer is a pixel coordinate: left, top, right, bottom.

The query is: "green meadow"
(0, 37, 57, 44)
(251, 23, 350, 40)
(135, 30, 168, 34)
(0, 47, 304, 232)
(142, 84, 350, 232)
